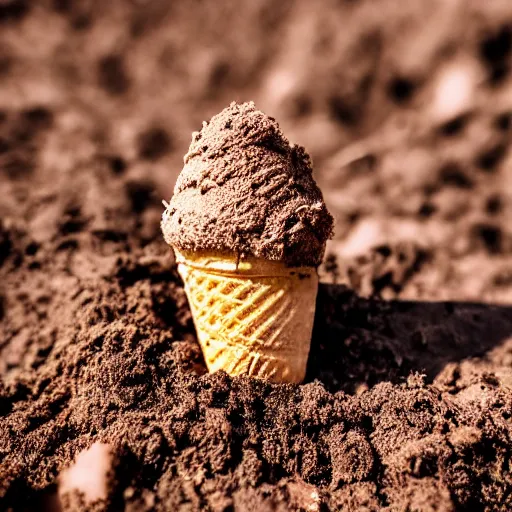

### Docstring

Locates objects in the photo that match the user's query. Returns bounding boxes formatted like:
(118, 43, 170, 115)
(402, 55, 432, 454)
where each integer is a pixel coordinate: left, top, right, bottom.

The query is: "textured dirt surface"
(162, 101, 333, 267)
(1, 1, 512, 511)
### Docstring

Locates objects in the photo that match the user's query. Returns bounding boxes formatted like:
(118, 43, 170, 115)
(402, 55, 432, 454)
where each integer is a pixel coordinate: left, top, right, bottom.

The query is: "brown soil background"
(1, 1, 512, 511)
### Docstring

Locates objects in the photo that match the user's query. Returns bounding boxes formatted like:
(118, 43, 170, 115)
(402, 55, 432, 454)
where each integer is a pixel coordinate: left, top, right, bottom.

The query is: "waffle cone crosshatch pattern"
(176, 250, 318, 383)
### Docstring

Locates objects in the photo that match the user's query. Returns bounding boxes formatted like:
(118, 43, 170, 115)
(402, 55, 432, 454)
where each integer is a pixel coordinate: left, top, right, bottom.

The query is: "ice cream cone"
(174, 248, 318, 384)
(161, 102, 333, 383)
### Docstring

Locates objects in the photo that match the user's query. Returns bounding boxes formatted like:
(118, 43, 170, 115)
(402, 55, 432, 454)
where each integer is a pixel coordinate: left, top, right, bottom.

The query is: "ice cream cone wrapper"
(174, 249, 318, 384)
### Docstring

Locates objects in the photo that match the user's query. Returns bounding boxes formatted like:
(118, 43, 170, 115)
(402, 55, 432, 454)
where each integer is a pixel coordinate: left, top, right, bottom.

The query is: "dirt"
(1, 1, 512, 511)
(162, 101, 333, 267)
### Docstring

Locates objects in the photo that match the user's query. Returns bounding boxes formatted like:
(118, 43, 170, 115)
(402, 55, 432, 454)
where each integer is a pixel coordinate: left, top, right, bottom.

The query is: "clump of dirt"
(1, 242, 511, 511)
(1, 1, 512, 511)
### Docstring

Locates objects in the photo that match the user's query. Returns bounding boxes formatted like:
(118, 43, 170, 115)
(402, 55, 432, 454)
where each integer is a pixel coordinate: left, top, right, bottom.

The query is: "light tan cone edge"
(174, 249, 318, 384)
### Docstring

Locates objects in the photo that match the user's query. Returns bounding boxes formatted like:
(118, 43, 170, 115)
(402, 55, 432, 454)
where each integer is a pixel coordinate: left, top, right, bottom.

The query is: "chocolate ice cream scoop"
(161, 101, 333, 268)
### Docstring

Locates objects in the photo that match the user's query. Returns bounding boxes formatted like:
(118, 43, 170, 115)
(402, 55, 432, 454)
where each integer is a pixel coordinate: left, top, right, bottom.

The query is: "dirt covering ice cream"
(162, 101, 333, 383)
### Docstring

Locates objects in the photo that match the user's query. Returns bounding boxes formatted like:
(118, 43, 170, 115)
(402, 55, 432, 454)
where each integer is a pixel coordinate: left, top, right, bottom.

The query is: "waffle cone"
(174, 249, 318, 384)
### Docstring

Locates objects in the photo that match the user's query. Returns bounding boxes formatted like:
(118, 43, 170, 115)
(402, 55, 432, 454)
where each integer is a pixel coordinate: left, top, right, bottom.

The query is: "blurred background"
(1, 0, 511, 303)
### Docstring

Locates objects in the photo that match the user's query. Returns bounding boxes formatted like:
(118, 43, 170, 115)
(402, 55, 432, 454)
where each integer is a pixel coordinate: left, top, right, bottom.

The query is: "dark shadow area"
(307, 283, 512, 393)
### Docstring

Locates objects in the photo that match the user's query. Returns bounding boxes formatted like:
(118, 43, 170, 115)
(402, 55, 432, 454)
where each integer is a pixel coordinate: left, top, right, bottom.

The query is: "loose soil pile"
(1, 1, 512, 511)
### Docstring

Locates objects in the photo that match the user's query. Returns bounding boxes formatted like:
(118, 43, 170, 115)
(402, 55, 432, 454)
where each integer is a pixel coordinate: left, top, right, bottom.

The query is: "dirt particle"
(387, 76, 415, 104)
(59, 205, 87, 235)
(490, 65, 508, 84)
(439, 162, 473, 188)
(126, 179, 156, 213)
(329, 428, 374, 487)
(493, 268, 512, 287)
(137, 126, 172, 160)
(328, 95, 359, 126)
(473, 223, 502, 253)
(480, 25, 512, 64)
(485, 194, 502, 215)
(3, 151, 35, 179)
(439, 114, 469, 137)
(494, 112, 511, 131)
(479, 25, 512, 84)
(21, 107, 54, 131)
(418, 202, 436, 218)
(109, 156, 127, 175)
(0, 0, 29, 22)
(98, 54, 131, 96)
(0, 225, 12, 267)
(475, 143, 506, 171)
(25, 241, 39, 256)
